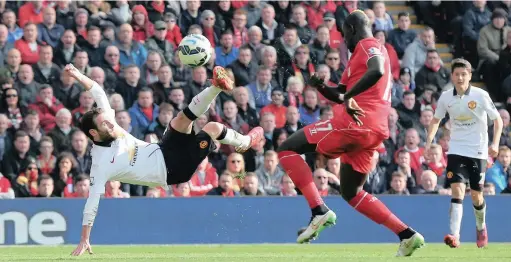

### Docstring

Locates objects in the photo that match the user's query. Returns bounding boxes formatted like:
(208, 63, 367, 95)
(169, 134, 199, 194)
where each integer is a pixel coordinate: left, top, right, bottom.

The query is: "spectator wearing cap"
(260, 89, 287, 129)
(131, 5, 154, 44)
(53, 30, 79, 68)
(301, 1, 328, 31)
(115, 24, 148, 69)
(32, 45, 61, 87)
(374, 30, 400, 81)
(290, 5, 315, 44)
(227, 45, 258, 87)
(145, 21, 174, 65)
(146, 0, 171, 24)
(309, 25, 331, 65)
(215, 30, 239, 68)
(402, 27, 437, 79)
(200, 11, 220, 48)
(80, 26, 104, 67)
(3, 10, 23, 44)
(478, 8, 510, 100)
(387, 12, 417, 59)
(322, 12, 343, 50)
(37, 7, 65, 49)
(178, 0, 201, 36)
(18, 1, 44, 28)
(15, 23, 40, 65)
(163, 12, 182, 48)
(462, 0, 491, 65)
(256, 4, 279, 45)
(72, 8, 89, 46)
(415, 49, 450, 96)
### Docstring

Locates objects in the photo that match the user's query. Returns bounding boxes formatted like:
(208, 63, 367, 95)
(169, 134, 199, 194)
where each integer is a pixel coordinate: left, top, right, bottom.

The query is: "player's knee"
(340, 186, 361, 202)
(202, 122, 224, 138)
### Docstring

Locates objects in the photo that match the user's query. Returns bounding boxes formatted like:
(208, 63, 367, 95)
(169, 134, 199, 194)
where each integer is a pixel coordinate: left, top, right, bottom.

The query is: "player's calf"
(201, 122, 263, 153)
(470, 187, 488, 248)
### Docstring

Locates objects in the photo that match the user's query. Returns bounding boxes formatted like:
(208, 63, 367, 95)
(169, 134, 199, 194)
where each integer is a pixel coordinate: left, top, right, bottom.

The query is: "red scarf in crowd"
(425, 63, 441, 72)
(151, 1, 165, 13)
(292, 62, 315, 84)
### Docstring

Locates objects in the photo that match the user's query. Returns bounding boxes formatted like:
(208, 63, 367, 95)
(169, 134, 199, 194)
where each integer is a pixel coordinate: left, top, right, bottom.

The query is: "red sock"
(278, 150, 324, 208)
(348, 190, 408, 234)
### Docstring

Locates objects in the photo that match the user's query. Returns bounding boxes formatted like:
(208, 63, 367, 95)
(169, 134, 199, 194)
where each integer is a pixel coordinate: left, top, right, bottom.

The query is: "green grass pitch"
(0, 244, 510, 262)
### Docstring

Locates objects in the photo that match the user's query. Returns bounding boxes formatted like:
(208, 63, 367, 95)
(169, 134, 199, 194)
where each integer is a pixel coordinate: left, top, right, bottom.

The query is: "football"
(177, 34, 212, 67)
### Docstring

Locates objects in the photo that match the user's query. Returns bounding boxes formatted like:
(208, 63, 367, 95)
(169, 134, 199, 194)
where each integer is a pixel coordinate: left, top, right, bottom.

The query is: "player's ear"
(89, 129, 98, 138)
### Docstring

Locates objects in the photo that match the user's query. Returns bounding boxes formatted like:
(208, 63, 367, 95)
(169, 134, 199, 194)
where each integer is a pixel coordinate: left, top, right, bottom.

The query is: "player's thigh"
(277, 127, 316, 154)
(445, 154, 469, 189)
(467, 157, 487, 192)
(170, 111, 194, 134)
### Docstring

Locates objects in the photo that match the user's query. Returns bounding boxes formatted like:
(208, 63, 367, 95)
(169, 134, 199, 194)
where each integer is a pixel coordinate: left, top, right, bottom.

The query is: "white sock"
(473, 202, 486, 231)
(187, 86, 221, 118)
(449, 201, 463, 238)
(218, 128, 251, 148)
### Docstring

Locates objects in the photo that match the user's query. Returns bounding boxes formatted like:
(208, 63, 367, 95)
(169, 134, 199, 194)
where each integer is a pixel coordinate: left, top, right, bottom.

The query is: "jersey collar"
(92, 139, 114, 147)
(452, 85, 472, 96)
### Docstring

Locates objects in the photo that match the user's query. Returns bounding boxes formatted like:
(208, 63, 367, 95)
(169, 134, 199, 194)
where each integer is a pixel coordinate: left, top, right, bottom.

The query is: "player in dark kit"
(276, 11, 425, 256)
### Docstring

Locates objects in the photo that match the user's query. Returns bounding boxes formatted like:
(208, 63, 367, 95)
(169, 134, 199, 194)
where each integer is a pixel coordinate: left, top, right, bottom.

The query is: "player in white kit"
(67, 64, 263, 256)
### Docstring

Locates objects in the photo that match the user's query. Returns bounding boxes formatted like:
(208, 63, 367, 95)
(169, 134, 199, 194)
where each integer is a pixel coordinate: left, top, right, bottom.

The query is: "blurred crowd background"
(0, 0, 510, 200)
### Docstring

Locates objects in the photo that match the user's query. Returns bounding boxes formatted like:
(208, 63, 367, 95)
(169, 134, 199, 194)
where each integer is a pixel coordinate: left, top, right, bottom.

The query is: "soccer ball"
(177, 34, 212, 67)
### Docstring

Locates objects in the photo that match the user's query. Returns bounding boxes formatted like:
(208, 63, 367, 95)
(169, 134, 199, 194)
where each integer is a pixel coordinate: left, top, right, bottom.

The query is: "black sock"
(398, 227, 416, 241)
(474, 201, 485, 210)
(311, 204, 329, 216)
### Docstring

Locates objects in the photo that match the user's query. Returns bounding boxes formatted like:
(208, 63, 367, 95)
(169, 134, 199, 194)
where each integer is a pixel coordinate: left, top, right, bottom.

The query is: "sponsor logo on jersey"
(468, 101, 477, 110)
(447, 171, 453, 179)
(368, 47, 382, 56)
(199, 141, 209, 149)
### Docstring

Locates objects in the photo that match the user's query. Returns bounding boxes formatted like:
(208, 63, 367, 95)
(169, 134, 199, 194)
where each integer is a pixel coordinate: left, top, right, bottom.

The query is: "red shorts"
(303, 120, 386, 174)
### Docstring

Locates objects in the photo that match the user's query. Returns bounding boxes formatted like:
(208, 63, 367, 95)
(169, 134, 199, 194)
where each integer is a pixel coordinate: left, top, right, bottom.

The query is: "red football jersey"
(336, 38, 392, 137)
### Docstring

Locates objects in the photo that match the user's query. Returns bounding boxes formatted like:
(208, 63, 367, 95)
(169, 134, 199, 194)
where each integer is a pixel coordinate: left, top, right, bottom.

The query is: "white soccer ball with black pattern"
(177, 34, 212, 67)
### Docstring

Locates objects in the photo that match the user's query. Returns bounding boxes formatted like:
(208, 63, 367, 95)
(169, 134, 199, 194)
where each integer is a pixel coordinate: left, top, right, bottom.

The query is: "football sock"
(473, 200, 486, 231)
(348, 190, 409, 238)
(278, 150, 324, 209)
(450, 198, 463, 238)
(217, 126, 250, 148)
(187, 86, 221, 118)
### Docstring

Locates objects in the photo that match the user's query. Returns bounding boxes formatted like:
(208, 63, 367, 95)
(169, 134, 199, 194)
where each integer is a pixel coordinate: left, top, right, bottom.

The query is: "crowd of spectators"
(0, 0, 510, 200)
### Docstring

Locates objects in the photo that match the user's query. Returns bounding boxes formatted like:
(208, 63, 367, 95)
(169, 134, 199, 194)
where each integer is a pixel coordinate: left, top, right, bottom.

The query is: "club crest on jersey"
(199, 140, 209, 149)
(368, 47, 381, 55)
(447, 171, 453, 179)
(468, 101, 477, 110)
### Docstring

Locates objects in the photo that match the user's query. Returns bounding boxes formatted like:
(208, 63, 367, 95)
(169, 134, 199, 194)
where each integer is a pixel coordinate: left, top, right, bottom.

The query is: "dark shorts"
(445, 154, 487, 191)
(159, 126, 216, 185)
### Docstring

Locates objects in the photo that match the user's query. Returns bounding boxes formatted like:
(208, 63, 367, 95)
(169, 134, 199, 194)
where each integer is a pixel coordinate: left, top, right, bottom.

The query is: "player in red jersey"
(276, 11, 425, 256)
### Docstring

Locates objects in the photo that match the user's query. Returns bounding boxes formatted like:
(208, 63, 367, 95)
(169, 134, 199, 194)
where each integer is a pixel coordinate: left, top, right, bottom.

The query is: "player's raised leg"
(340, 162, 424, 257)
(170, 66, 233, 134)
(276, 129, 337, 244)
(201, 122, 263, 153)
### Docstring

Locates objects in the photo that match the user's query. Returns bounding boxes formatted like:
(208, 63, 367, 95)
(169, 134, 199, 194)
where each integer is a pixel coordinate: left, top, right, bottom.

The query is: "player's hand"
(488, 143, 499, 158)
(309, 74, 325, 89)
(344, 98, 365, 126)
(71, 239, 93, 256)
(64, 64, 82, 80)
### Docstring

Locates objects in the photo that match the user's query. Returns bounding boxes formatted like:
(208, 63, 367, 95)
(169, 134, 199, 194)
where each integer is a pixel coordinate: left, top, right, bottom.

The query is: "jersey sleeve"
(481, 91, 499, 120)
(82, 165, 106, 226)
(89, 82, 115, 122)
(360, 40, 384, 62)
(434, 92, 448, 120)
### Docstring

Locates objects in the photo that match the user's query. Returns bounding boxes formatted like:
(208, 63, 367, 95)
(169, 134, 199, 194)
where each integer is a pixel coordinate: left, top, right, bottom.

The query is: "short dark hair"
(138, 87, 153, 96)
(403, 90, 415, 97)
(80, 108, 103, 141)
(284, 23, 298, 32)
(397, 12, 409, 19)
(38, 174, 53, 186)
(239, 44, 251, 52)
(221, 29, 233, 37)
(427, 49, 438, 55)
(451, 58, 472, 74)
(74, 174, 90, 185)
(320, 106, 333, 116)
(25, 110, 38, 117)
(39, 84, 52, 92)
(87, 26, 101, 33)
(14, 130, 29, 141)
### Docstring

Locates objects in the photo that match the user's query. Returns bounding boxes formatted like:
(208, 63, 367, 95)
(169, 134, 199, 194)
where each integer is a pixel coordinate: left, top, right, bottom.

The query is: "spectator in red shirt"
(14, 23, 40, 65)
(51, 152, 79, 197)
(230, 9, 249, 48)
(314, 168, 339, 196)
(374, 30, 400, 81)
(0, 171, 14, 199)
(173, 182, 191, 197)
(13, 158, 39, 197)
(164, 12, 182, 48)
(422, 144, 447, 181)
(189, 158, 219, 196)
(206, 172, 240, 197)
(65, 174, 90, 198)
(260, 89, 287, 128)
(131, 5, 154, 43)
(104, 181, 130, 198)
(28, 85, 64, 133)
(73, 9, 89, 43)
(302, 1, 328, 31)
(18, 1, 45, 28)
(200, 10, 220, 48)
(323, 12, 344, 50)
(36, 136, 55, 176)
(396, 128, 426, 176)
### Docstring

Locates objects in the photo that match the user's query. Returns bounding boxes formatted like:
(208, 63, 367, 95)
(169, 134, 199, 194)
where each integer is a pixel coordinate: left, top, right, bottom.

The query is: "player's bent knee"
(201, 122, 224, 139)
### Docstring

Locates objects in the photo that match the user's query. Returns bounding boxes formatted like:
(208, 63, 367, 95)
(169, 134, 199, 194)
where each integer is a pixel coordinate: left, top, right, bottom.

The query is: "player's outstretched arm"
(64, 64, 112, 112)
(343, 56, 385, 101)
(71, 193, 101, 256)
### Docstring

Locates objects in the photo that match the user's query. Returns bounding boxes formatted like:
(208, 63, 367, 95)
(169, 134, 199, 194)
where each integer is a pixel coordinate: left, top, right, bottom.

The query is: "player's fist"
(309, 74, 325, 89)
(64, 64, 81, 79)
(71, 239, 93, 256)
(488, 143, 499, 158)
